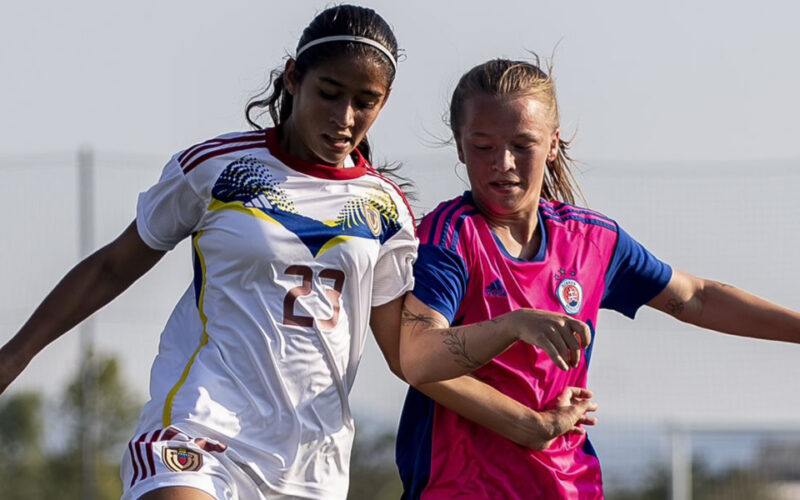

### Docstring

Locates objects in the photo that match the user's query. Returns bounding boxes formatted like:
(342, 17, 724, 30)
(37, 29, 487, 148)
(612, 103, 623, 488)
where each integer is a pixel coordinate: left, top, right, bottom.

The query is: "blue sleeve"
(411, 244, 468, 324)
(601, 225, 672, 318)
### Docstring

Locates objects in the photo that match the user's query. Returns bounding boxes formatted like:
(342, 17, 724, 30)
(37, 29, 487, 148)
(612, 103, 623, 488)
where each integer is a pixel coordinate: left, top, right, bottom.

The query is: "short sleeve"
(136, 156, 207, 251)
(601, 225, 672, 318)
(411, 244, 468, 324)
(371, 210, 418, 307)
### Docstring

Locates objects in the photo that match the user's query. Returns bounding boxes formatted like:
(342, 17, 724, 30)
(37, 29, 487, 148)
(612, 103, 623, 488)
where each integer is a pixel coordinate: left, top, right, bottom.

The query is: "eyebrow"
(468, 131, 540, 141)
(318, 76, 384, 98)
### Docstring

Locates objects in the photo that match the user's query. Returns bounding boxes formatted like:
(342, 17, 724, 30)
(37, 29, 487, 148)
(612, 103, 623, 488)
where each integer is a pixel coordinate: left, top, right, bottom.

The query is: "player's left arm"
(370, 297, 406, 378)
(647, 269, 800, 343)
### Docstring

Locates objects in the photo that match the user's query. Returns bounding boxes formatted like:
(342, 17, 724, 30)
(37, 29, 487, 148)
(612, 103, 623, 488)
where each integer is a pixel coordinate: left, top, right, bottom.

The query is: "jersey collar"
(265, 127, 369, 180)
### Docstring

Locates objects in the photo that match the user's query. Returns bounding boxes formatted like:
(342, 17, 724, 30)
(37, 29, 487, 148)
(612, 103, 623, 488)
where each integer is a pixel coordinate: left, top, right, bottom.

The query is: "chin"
(319, 150, 352, 166)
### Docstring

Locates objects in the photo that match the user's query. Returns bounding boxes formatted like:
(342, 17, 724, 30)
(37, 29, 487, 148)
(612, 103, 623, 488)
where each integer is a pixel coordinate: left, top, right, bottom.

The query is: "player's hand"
(550, 386, 598, 431)
(510, 309, 591, 370)
(535, 387, 598, 449)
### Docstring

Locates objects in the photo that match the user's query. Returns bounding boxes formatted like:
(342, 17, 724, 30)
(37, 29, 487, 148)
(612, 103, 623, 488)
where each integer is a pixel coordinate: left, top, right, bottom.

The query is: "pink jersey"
(397, 193, 671, 499)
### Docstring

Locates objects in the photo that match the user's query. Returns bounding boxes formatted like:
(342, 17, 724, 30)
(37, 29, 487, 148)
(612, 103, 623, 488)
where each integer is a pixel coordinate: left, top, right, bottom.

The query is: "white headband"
(295, 35, 397, 71)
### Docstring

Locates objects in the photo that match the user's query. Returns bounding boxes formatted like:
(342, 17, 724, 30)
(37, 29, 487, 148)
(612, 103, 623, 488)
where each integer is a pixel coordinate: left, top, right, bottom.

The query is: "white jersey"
(129, 128, 417, 498)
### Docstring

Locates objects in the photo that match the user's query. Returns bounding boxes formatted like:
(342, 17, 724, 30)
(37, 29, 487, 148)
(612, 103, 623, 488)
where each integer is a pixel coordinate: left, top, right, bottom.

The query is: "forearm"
(690, 281, 800, 342)
(0, 222, 164, 392)
(417, 376, 556, 450)
(400, 294, 590, 385)
(653, 271, 800, 343)
(400, 299, 517, 385)
(6, 252, 128, 359)
(380, 298, 548, 447)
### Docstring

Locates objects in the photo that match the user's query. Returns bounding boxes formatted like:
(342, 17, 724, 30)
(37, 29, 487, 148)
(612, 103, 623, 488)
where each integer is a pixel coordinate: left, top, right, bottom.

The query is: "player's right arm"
(417, 379, 597, 450)
(399, 293, 591, 386)
(0, 221, 165, 395)
(371, 298, 596, 450)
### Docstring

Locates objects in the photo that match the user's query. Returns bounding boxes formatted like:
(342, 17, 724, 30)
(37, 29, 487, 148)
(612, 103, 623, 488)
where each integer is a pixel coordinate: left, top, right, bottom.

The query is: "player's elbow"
(403, 368, 448, 388)
(398, 354, 433, 387)
(385, 357, 407, 383)
(399, 334, 455, 386)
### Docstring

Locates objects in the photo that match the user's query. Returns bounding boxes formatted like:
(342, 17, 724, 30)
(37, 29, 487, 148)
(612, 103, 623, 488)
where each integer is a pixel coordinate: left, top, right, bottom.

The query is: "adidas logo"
(485, 279, 507, 297)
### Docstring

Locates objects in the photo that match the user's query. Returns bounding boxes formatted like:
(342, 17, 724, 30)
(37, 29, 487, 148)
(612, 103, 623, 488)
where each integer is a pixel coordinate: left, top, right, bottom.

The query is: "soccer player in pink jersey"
(396, 58, 800, 499)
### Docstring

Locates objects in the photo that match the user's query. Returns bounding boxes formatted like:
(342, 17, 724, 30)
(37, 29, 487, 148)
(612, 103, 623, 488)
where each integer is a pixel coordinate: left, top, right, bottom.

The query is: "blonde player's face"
(456, 94, 559, 221)
(282, 56, 390, 167)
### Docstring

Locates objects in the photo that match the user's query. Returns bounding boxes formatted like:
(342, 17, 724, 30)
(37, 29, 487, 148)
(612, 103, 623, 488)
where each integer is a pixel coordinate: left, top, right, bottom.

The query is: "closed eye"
(319, 90, 338, 100)
(355, 98, 380, 110)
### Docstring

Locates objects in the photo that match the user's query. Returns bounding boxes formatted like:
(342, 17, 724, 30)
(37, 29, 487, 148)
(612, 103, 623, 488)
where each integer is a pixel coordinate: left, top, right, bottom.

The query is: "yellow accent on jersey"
(210, 198, 353, 256)
(162, 232, 210, 427)
(208, 199, 281, 225)
(316, 235, 353, 257)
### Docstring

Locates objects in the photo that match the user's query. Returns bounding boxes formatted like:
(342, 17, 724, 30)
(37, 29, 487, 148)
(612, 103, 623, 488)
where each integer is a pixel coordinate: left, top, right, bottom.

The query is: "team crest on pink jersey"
(556, 278, 583, 315)
(163, 447, 202, 472)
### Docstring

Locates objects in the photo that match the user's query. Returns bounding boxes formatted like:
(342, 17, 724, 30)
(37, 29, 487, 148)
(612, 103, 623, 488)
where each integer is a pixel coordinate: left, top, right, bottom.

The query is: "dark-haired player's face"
(456, 94, 559, 221)
(283, 56, 390, 167)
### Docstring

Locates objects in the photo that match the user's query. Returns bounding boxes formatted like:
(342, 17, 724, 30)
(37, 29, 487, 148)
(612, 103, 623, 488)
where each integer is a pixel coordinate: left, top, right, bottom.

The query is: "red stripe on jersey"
(183, 141, 266, 175)
(193, 437, 228, 453)
(146, 431, 159, 478)
(178, 131, 265, 166)
(133, 432, 148, 484)
(128, 438, 140, 487)
(161, 427, 179, 441)
(365, 169, 417, 235)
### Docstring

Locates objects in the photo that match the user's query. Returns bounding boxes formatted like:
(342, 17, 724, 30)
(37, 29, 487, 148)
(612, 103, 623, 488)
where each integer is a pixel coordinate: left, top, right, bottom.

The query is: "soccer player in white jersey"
(0, 5, 415, 499)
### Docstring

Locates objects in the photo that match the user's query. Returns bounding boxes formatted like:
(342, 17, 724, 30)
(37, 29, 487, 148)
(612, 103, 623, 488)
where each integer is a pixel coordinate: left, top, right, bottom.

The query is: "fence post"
(78, 146, 96, 500)
(670, 425, 691, 500)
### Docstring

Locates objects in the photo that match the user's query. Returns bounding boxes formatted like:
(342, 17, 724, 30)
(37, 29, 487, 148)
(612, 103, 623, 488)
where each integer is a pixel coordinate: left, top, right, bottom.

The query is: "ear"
(283, 59, 298, 95)
(547, 128, 561, 162)
(455, 136, 465, 164)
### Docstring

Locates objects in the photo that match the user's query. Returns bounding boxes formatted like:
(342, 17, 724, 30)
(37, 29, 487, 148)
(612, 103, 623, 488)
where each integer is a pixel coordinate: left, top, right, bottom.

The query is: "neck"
(278, 119, 336, 167)
(481, 205, 542, 260)
(278, 121, 294, 152)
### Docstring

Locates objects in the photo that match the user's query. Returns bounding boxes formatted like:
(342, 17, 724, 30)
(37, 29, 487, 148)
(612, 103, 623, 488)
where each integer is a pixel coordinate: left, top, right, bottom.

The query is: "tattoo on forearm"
(667, 298, 684, 316)
(441, 328, 482, 370)
(401, 307, 438, 333)
(551, 419, 566, 437)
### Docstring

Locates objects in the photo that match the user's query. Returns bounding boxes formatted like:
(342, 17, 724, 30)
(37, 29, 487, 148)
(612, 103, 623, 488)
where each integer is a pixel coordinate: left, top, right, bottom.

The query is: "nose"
(330, 100, 355, 128)
(492, 148, 515, 172)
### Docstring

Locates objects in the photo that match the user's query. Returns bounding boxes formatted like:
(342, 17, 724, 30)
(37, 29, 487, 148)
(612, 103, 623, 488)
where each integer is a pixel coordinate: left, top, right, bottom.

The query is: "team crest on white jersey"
(364, 205, 382, 236)
(336, 192, 396, 235)
(556, 277, 583, 315)
(163, 447, 202, 472)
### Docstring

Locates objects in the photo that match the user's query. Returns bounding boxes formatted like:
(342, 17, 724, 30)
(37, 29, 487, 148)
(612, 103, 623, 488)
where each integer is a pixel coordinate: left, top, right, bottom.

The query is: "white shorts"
(121, 427, 295, 500)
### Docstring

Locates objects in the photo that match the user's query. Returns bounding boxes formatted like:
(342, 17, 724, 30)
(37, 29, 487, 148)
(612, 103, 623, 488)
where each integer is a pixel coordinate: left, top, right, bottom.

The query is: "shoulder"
(363, 166, 416, 225)
(175, 130, 269, 175)
(539, 199, 619, 236)
(417, 192, 481, 248)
